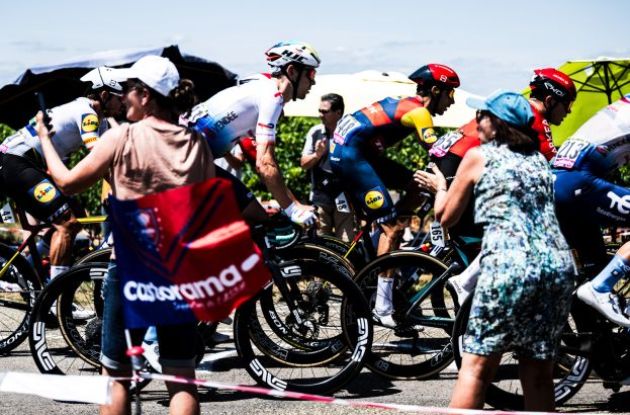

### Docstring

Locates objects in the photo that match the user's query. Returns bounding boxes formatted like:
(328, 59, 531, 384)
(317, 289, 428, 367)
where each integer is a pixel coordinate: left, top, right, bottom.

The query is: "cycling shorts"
(329, 140, 412, 223)
(554, 168, 630, 266)
(0, 154, 71, 222)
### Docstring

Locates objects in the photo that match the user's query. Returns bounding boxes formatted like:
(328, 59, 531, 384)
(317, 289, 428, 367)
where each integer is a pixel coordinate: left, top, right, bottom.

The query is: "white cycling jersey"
(188, 74, 284, 158)
(554, 94, 630, 172)
(2, 97, 107, 162)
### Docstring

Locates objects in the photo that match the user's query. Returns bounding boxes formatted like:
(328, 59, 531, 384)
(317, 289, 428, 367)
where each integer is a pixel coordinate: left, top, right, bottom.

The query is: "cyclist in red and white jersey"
(189, 41, 321, 226)
(0, 67, 124, 280)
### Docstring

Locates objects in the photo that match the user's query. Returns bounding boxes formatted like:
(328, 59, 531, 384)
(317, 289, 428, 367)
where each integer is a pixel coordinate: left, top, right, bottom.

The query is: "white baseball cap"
(112, 56, 180, 97)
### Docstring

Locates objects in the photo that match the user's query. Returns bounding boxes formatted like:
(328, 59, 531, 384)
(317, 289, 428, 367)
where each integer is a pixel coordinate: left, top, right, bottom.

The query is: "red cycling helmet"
(409, 64, 461, 90)
(530, 68, 577, 102)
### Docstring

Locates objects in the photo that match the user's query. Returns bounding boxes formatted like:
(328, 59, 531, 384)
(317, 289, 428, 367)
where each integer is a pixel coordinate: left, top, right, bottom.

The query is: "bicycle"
(451, 260, 630, 409)
(28, 217, 372, 395)
(0, 204, 107, 354)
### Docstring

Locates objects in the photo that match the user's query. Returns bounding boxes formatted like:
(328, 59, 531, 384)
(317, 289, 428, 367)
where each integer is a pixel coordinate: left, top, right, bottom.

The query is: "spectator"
(416, 91, 575, 410)
(301, 93, 355, 241)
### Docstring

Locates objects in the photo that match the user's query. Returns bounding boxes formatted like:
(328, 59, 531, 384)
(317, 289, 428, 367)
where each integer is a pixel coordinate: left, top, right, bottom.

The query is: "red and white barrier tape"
(130, 372, 591, 415)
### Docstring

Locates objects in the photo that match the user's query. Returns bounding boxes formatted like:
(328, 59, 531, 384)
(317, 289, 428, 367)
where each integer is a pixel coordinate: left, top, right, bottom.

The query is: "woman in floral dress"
(415, 90, 575, 410)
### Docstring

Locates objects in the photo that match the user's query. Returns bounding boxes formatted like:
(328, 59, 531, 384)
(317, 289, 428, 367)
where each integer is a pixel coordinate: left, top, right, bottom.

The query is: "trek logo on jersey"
(421, 128, 437, 144)
(364, 190, 385, 210)
(607, 190, 630, 215)
(81, 114, 99, 134)
(31, 180, 58, 204)
(215, 112, 238, 131)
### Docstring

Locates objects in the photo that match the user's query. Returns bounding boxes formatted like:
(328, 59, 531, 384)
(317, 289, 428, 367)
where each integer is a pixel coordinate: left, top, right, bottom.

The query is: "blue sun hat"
(467, 90, 534, 128)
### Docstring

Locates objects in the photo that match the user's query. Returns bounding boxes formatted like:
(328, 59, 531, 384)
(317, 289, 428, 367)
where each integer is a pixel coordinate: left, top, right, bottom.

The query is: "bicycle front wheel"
(234, 257, 371, 395)
(355, 251, 456, 379)
(0, 243, 41, 354)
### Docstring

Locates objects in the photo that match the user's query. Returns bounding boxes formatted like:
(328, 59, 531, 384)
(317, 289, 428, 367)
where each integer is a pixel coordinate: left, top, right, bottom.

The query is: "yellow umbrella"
(525, 58, 630, 145)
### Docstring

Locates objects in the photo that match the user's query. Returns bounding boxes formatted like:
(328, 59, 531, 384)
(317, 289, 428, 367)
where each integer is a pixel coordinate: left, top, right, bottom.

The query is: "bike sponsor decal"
(350, 318, 369, 363)
(249, 358, 288, 390)
(80, 113, 99, 134)
(33, 321, 55, 372)
(31, 180, 58, 204)
(280, 265, 302, 278)
(554, 356, 590, 401)
(364, 190, 385, 210)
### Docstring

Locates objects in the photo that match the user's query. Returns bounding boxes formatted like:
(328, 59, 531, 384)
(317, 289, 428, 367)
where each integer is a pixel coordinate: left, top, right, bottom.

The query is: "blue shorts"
(554, 168, 630, 265)
(100, 262, 198, 371)
(329, 141, 412, 223)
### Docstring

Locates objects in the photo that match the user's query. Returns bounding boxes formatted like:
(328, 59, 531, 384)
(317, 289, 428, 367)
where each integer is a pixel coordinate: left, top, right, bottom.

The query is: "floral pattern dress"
(463, 143, 576, 360)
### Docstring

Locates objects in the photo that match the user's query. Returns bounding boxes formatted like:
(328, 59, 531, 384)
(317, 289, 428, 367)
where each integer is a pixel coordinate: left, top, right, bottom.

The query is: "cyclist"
(188, 41, 321, 227)
(553, 94, 630, 326)
(421, 68, 576, 304)
(328, 63, 460, 327)
(0, 67, 124, 281)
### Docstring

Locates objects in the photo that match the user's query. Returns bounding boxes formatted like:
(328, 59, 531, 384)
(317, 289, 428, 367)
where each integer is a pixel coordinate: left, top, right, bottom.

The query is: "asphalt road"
(1, 332, 629, 415)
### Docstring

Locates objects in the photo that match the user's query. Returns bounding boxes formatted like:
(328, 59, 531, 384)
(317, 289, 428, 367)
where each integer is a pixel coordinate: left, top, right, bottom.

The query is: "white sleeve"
(302, 126, 318, 156)
(254, 91, 283, 146)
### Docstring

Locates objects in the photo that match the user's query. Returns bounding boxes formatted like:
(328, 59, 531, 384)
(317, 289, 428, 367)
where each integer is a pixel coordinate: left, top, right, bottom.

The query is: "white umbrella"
(283, 70, 481, 128)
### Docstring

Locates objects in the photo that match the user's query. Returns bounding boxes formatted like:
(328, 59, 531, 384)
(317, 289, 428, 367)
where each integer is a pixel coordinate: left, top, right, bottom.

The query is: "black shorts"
(0, 154, 71, 222)
(214, 165, 257, 212)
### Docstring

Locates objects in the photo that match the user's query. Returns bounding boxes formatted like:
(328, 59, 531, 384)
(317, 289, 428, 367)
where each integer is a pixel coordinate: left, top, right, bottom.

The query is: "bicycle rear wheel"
(355, 251, 455, 379)
(451, 296, 591, 409)
(234, 257, 371, 395)
(0, 243, 41, 354)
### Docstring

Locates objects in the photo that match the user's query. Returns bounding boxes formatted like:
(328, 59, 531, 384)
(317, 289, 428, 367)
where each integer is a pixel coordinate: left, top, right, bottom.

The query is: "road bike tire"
(451, 295, 591, 409)
(0, 242, 41, 354)
(354, 251, 456, 379)
(234, 257, 372, 395)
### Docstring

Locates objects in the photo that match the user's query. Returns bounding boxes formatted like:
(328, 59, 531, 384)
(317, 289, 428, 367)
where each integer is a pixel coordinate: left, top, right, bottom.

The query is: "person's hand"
(35, 111, 55, 139)
(414, 162, 447, 194)
(315, 138, 328, 157)
(284, 202, 318, 227)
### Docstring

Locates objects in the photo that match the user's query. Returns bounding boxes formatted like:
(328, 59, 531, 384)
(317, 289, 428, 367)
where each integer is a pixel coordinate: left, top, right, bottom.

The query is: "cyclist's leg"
(559, 172, 630, 325)
(330, 145, 399, 325)
(49, 209, 81, 279)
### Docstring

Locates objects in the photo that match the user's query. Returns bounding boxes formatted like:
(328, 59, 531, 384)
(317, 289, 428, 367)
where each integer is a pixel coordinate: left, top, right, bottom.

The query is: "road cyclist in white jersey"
(188, 41, 321, 227)
(0, 67, 125, 281)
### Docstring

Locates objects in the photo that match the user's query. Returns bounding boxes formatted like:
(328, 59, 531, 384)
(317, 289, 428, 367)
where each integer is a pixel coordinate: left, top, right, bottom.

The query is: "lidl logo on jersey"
(81, 113, 99, 133)
(421, 128, 437, 145)
(364, 190, 385, 210)
(32, 180, 58, 204)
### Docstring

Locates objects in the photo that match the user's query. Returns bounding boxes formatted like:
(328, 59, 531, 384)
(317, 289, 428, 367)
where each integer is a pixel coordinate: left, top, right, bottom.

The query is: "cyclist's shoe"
(142, 341, 162, 372)
(220, 316, 233, 325)
(0, 280, 22, 292)
(372, 310, 397, 329)
(577, 283, 630, 327)
(446, 276, 471, 308)
(71, 303, 96, 321)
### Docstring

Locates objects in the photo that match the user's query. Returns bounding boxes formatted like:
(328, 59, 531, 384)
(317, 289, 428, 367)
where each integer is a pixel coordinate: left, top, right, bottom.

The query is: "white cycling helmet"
(265, 41, 321, 74)
(80, 67, 124, 92)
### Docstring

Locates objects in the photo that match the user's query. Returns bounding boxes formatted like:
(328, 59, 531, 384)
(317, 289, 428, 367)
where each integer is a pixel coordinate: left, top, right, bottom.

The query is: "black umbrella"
(0, 45, 238, 129)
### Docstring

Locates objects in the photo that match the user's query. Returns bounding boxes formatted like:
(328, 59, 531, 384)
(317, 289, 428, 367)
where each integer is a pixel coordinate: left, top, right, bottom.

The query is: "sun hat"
(467, 90, 534, 128)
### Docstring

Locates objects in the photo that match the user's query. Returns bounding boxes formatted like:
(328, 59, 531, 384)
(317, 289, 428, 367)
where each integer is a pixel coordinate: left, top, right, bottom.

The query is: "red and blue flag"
(108, 178, 270, 329)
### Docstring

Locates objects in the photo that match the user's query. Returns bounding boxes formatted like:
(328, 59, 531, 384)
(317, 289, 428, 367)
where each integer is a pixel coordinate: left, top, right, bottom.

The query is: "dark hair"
(485, 112, 538, 154)
(128, 78, 198, 116)
(321, 93, 344, 114)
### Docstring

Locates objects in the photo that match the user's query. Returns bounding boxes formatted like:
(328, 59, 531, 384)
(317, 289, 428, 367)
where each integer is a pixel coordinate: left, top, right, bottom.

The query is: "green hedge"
(3, 120, 630, 215)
